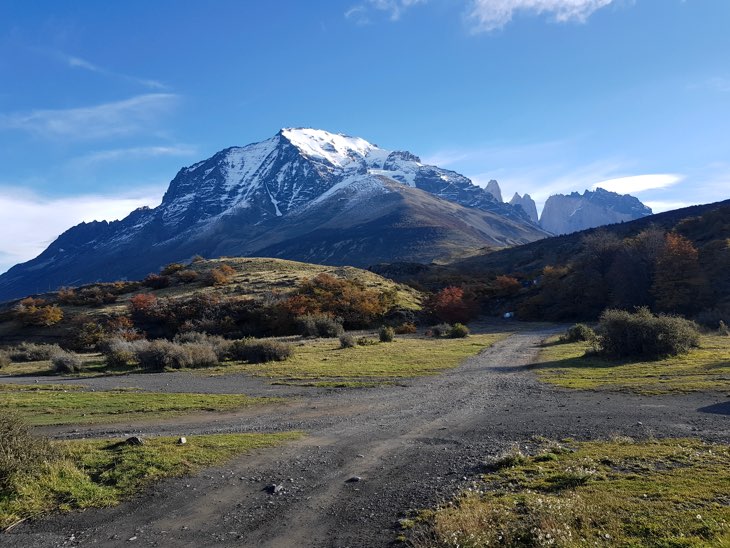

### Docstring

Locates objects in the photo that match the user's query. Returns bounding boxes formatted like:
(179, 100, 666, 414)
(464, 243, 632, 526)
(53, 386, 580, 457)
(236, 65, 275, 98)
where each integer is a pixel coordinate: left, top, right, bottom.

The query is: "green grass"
(532, 334, 730, 394)
(412, 438, 730, 547)
(0, 386, 279, 426)
(0, 432, 302, 530)
(213, 334, 507, 382)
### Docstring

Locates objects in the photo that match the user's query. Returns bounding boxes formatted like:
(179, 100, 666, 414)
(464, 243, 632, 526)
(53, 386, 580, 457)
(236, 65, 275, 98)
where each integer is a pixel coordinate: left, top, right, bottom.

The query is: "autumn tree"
(652, 233, 709, 314)
(425, 286, 479, 324)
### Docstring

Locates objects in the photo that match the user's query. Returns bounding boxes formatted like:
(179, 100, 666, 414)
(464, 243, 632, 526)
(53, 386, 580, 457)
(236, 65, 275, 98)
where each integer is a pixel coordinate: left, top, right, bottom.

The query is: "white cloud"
(467, 0, 616, 32)
(592, 173, 683, 194)
(346, 0, 426, 23)
(0, 186, 164, 274)
(70, 144, 198, 168)
(0, 93, 180, 141)
(55, 51, 166, 90)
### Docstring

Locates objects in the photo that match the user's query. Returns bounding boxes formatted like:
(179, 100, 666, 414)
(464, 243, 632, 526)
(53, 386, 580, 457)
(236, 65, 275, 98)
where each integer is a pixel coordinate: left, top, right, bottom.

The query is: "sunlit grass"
(533, 334, 730, 394)
(411, 438, 730, 547)
(0, 432, 302, 530)
(0, 386, 279, 425)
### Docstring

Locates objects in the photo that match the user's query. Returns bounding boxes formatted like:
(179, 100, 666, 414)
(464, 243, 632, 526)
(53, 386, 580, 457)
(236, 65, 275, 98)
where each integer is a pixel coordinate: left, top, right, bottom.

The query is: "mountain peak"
(279, 128, 383, 168)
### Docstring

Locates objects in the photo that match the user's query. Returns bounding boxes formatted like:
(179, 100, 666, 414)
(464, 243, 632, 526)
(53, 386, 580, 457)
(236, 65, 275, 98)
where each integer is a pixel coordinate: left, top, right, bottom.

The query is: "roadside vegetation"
(533, 309, 728, 394)
(0, 412, 301, 530)
(407, 438, 730, 547)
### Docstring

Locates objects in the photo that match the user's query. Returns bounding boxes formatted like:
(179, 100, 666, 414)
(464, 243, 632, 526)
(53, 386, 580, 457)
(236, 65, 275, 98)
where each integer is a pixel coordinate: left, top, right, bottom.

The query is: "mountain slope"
(0, 128, 548, 301)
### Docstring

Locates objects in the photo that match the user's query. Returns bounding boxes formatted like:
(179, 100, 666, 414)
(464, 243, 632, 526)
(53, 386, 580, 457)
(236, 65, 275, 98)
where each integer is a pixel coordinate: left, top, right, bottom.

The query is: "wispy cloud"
(70, 144, 198, 168)
(0, 93, 180, 141)
(467, 0, 617, 32)
(53, 50, 166, 90)
(0, 185, 164, 274)
(592, 173, 684, 194)
(345, 0, 426, 23)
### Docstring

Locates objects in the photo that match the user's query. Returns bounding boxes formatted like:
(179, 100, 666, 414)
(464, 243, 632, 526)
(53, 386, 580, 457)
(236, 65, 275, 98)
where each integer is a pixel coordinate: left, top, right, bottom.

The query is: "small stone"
(128, 536, 137, 542)
(346, 476, 362, 483)
(178, 437, 187, 445)
(267, 483, 284, 494)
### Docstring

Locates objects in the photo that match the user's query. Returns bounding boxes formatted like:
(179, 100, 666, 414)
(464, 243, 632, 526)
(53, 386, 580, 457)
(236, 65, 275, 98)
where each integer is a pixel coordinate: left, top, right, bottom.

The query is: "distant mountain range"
(0, 128, 548, 301)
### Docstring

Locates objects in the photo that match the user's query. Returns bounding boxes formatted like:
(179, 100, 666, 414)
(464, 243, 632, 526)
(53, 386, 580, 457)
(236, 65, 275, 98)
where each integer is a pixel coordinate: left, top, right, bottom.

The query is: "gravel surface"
(2, 327, 728, 547)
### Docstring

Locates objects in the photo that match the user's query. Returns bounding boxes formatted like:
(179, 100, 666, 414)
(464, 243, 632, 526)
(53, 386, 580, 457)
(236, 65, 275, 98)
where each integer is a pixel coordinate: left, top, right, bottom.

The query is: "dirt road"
(3, 327, 728, 547)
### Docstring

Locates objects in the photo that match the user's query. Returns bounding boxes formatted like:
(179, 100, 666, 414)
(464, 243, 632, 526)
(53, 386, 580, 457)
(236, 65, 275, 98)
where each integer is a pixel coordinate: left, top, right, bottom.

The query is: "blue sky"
(1, 0, 729, 273)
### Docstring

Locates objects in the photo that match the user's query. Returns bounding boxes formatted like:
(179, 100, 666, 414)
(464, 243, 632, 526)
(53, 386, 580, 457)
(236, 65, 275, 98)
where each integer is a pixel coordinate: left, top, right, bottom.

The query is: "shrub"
(448, 323, 470, 338)
(719, 321, 730, 336)
(339, 334, 356, 348)
(100, 338, 146, 368)
(173, 332, 233, 361)
(559, 323, 597, 343)
(75, 322, 107, 350)
(8, 342, 62, 362)
(394, 322, 417, 335)
(0, 413, 58, 492)
(356, 337, 378, 346)
(430, 323, 453, 338)
(205, 267, 233, 286)
(229, 339, 293, 363)
(135, 340, 220, 370)
(0, 351, 9, 369)
(14, 298, 64, 327)
(143, 273, 171, 289)
(51, 351, 83, 374)
(379, 326, 395, 342)
(176, 269, 199, 283)
(160, 262, 185, 276)
(696, 308, 730, 329)
(298, 314, 344, 338)
(597, 308, 701, 359)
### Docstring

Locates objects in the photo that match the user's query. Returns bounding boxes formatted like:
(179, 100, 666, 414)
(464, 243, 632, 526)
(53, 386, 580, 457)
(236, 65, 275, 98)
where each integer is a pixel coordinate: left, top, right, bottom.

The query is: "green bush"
(7, 342, 62, 362)
(597, 308, 700, 359)
(356, 337, 378, 346)
(379, 326, 395, 342)
(229, 339, 293, 363)
(298, 314, 344, 338)
(448, 323, 470, 338)
(559, 323, 597, 343)
(51, 351, 83, 374)
(0, 413, 58, 492)
(0, 351, 9, 369)
(339, 334, 356, 348)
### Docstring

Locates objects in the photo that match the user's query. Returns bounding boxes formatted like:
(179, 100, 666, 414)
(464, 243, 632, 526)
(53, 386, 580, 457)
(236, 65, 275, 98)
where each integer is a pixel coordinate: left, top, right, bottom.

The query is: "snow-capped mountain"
(539, 188, 652, 235)
(0, 128, 548, 301)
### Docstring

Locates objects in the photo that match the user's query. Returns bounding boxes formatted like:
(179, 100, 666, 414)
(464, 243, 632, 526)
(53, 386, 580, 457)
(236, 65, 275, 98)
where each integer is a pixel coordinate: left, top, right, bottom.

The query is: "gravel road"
(2, 327, 728, 547)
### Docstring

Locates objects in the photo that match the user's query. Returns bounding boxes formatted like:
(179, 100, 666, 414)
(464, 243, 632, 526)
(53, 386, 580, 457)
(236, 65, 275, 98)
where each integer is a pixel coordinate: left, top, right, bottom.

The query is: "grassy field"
(409, 438, 730, 547)
(0, 432, 302, 531)
(210, 333, 508, 382)
(0, 384, 278, 426)
(532, 334, 730, 394)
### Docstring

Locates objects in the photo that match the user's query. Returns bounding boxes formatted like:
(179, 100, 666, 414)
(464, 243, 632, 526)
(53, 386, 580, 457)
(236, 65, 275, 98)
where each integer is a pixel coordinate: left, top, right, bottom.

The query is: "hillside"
(0, 257, 422, 347)
(374, 199, 730, 321)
